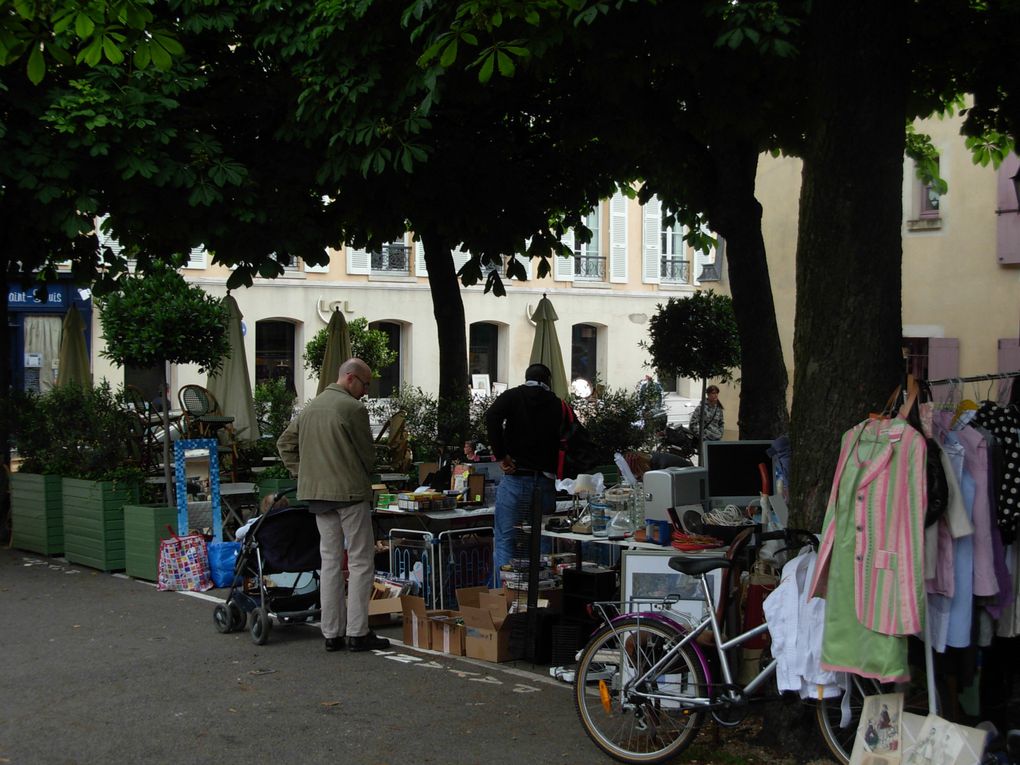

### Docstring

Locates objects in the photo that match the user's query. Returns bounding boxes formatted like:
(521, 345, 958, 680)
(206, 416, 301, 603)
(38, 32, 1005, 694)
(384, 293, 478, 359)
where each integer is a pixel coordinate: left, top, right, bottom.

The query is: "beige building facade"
(88, 111, 1019, 431)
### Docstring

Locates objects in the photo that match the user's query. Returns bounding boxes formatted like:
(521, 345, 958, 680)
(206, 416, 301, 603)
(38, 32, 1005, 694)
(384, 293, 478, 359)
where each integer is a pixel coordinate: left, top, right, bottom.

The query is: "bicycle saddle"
(668, 556, 732, 576)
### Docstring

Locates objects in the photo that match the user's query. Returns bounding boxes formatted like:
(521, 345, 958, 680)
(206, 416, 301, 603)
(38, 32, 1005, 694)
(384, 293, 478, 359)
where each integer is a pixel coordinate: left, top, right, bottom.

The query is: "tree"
(643, 291, 741, 444)
(98, 264, 230, 503)
(303, 317, 399, 381)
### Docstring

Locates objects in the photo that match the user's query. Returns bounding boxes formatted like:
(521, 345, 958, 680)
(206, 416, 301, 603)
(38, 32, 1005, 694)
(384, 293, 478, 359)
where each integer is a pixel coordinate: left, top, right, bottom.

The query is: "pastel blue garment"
(946, 433, 975, 649)
(490, 473, 555, 588)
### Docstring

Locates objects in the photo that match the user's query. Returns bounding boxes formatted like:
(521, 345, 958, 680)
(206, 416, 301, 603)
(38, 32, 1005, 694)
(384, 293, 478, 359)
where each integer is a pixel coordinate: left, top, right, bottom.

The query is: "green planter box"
(10, 473, 64, 555)
(62, 478, 140, 572)
(257, 477, 296, 502)
(123, 503, 178, 582)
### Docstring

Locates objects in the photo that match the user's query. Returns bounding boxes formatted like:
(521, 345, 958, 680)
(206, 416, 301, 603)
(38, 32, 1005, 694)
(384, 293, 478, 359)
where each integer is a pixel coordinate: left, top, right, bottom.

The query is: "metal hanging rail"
(926, 370, 1020, 386)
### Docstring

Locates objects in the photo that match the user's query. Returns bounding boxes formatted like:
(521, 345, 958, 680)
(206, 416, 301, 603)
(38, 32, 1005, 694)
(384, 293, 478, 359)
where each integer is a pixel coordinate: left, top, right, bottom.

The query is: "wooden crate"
(62, 478, 139, 571)
(10, 473, 64, 555)
(123, 503, 178, 582)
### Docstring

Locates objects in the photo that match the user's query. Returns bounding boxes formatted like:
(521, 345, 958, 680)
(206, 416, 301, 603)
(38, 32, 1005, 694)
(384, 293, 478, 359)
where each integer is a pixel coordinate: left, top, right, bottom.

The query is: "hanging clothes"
(809, 417, 927, 682)
(972, 401, 1020, 543)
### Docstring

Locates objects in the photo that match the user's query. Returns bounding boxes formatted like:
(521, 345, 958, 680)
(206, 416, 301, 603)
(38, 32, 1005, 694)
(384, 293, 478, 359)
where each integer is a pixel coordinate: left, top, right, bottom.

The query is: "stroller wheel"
(227, 601, 246, 631)
(250, 607, 271, 645)
(213, 604, 233, 634)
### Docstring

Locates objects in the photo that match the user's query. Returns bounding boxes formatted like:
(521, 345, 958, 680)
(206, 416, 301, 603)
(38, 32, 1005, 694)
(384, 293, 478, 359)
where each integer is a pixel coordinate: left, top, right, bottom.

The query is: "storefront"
(6, 280, 93, 392)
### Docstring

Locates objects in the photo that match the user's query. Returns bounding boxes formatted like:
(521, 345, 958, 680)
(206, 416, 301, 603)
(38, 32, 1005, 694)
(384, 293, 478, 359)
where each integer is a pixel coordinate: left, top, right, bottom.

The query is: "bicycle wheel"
(816, 674, 935, 764)
(575, 617, 708, 764)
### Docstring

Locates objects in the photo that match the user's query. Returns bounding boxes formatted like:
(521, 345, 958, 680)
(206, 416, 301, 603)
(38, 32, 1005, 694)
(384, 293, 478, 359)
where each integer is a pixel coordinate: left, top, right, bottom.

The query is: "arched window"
(369, 321, 402, 397)
(255, 320, 296, 394)
(571, 323, 599, 390)
(469, 322, 499, 384)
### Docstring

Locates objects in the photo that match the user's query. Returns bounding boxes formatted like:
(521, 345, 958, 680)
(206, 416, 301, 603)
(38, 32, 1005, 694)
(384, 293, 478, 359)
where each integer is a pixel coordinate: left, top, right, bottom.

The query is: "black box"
(562, 567, 617, 601)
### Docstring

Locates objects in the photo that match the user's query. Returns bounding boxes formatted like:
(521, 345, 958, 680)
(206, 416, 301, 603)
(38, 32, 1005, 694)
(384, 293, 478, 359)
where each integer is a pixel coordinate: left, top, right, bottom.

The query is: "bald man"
(277, 358, 390, 653)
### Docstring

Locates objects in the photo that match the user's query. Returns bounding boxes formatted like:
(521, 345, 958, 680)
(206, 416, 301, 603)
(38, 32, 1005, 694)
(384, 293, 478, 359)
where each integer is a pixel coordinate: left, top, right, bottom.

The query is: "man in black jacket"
(484, 363, 563, 587)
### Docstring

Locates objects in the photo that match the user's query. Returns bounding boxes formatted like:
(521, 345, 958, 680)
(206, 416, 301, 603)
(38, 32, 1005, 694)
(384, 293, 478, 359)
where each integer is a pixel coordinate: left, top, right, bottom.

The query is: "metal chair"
(178, 384, 238, 482)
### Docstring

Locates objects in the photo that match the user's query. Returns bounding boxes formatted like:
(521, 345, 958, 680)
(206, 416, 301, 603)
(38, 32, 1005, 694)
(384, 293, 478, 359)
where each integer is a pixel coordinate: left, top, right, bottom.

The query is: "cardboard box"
(367, 583, 404, 626)
(457, 587, 514, 662)
(429, 612, 466, 655)
(401, 595, 444, 649)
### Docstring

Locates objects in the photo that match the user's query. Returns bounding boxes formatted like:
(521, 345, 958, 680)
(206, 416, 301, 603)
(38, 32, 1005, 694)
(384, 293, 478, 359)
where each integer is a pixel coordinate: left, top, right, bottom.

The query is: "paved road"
(0, 546, 623, 765)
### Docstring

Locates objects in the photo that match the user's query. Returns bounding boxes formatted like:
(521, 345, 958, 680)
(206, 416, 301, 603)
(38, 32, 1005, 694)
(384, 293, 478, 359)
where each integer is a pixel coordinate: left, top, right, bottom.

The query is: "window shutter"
(555, 230, 575, 281)
(305, 251, 330, 273)
(996, 155, 1020, 265)
(928, 337, 960, 404)
(609, 192, 628, 283)
(998, 338, 1020, 400)
(346, 245, 370, 275)
(513, 253, 532, 280)
(692, 225, 713, 285)
(414, 241, 428, 277)
(184, 246, 207, 270)
(452, 246, 471, 277)
(642, 197, 662, 284)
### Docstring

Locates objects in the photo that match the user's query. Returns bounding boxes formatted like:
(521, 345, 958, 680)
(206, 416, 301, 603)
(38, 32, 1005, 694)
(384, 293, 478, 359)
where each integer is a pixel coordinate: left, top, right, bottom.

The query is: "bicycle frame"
(599, 571, 778, 710)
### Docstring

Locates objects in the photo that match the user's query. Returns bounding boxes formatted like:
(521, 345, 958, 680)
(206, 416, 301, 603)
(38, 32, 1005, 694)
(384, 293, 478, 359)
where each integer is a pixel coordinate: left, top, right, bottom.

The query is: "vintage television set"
(702, 440, 774, 509)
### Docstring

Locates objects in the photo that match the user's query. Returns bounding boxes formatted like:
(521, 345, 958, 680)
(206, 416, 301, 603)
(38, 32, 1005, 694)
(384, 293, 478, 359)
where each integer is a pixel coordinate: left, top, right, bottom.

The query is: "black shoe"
(324, 637, 345, 652)
(347, 631, 390, 652)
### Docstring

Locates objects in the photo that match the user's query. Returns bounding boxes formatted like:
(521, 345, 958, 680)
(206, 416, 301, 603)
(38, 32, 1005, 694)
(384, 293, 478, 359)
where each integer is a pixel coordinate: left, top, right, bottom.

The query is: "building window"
(125, 363, 165, 405)
(371, 242, 410, 274)
(571, 324, 598, 393)
(657, 371, 678, 394)
(469, 322, 499, 384)
(369, 321, 401, 397)
(255, 320, 296, 393)
(660, 218, 689, 284)
(573, 210, 604, 281)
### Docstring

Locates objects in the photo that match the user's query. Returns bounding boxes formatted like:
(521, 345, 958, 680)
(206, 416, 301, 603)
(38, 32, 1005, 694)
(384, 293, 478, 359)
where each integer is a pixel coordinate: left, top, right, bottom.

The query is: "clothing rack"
(926, 370, 1020, 386)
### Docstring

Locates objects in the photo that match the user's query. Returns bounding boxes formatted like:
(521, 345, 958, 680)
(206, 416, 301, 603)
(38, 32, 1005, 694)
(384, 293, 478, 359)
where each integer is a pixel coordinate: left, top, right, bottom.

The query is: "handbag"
(557, 400, 599, 480)
(157, 526, 214, 592)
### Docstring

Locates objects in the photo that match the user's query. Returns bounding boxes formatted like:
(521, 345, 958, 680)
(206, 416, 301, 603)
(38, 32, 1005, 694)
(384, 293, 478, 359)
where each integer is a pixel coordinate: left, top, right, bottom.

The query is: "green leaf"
(439, 38, 458, 67)
(478, 52, 495, 83)
(26, 44, 44, 85)
(496, 50, 514, 77)
(103, 36, 125, 64)
(133, 44, 151, 69)
(399, 148, 413, 173)
(75, 13, 96, 39)
(727, 28, 744, 49)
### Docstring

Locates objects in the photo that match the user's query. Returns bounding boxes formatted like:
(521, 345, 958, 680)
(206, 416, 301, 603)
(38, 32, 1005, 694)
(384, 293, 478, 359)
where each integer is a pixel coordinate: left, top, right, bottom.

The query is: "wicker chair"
(178, 384, 238, 481)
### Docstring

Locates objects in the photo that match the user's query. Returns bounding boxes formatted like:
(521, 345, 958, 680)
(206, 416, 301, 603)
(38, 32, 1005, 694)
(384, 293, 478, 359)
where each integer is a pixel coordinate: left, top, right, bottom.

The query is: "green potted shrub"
(255, 463, 296, 501)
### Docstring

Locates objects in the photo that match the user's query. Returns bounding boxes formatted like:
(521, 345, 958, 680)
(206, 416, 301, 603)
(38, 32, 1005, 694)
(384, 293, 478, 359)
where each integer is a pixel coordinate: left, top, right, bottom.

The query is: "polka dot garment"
(973, 401, 1020, 543)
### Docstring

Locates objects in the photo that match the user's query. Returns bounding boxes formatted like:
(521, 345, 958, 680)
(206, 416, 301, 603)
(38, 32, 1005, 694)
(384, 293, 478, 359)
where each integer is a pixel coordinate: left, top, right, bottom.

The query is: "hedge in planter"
(123, 503, 178, 581)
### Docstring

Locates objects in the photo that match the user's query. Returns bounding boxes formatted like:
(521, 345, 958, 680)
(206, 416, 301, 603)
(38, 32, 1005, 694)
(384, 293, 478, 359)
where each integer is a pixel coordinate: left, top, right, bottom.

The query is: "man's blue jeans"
(490, 473, 555, 588)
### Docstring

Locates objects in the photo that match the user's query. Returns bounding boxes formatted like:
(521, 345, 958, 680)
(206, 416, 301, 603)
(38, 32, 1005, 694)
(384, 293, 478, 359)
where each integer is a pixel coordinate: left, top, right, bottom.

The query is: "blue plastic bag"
(207, 541, 241, 588)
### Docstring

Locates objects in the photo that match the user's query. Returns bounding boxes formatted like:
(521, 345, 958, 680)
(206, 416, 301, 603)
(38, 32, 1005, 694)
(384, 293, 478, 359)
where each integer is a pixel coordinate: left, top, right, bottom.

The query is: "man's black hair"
(525, 363, 552, 385)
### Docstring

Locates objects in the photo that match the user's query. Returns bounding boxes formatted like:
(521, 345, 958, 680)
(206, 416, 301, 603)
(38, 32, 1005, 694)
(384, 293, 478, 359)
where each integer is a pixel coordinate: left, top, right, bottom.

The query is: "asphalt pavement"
(0, 545, 620, 765)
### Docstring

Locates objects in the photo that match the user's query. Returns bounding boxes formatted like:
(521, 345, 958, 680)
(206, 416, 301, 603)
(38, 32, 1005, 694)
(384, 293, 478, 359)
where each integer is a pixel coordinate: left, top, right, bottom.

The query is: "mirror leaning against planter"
(9, 382, 152, 568)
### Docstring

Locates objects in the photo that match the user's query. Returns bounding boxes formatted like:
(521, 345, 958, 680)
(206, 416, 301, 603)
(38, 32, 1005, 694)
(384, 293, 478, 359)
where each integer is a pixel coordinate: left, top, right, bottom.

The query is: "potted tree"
(643, 291, 741, 448)
(98, 265, 229, 577)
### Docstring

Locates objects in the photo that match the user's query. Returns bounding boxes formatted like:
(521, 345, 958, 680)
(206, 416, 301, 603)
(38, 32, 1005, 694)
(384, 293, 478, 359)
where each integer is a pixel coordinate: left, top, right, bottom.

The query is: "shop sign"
(7, 285, 65, 307)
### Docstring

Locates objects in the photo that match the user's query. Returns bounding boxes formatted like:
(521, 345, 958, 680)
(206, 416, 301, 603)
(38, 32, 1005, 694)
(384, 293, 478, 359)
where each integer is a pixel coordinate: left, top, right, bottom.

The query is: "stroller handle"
(273, 486, 298, 503)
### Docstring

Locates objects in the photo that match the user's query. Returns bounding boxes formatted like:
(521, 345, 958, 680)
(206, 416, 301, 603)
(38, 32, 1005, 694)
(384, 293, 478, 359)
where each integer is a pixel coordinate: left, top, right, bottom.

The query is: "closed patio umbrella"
(207, 295, 260, 440)
(55, 304, 91, 388)
(317, 308, 352, 395)
(529, 295, 569, 400)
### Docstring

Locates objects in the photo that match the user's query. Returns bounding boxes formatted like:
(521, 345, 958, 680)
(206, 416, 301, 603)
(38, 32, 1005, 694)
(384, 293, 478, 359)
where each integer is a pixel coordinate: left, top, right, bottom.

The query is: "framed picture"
(471, 373, 491, 392)
(621, 549, 723, 628)
(491, 382, 508, 395)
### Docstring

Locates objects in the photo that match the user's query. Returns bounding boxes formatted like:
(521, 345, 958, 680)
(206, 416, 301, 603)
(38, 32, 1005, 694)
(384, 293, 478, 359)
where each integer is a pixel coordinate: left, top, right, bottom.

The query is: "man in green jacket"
(277, 358, 390, 653)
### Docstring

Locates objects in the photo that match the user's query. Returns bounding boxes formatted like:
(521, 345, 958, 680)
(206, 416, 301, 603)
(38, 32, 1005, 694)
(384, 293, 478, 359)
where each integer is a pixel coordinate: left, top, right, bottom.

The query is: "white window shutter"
(415, 241, 428, 277)
(513, 254, 532, 280)
(95, 215, 128, 269)
(555, 230, 575, 281)
(642, 197, 662, 284)
(347, 245, 370, 275)
(693, 224, 713, 285)
(452, 246, 472, 276)
(609, 192, 628, 283)
(185, 246, 207, 270)
(305, 251, 330, 273)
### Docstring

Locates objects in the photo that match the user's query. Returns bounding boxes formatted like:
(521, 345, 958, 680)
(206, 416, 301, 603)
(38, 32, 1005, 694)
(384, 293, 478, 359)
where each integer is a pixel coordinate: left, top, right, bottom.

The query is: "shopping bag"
(157, 528, 213, 592)
(207, 541, 241, 588)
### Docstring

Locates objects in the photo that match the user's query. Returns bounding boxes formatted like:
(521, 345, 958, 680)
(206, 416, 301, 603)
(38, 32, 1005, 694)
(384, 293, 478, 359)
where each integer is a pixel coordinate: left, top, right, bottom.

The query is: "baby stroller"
(213, 491, 322, 645)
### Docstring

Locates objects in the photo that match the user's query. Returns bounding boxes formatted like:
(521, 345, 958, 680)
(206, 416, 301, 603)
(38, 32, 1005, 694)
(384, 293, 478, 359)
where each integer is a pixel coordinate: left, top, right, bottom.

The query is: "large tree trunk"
(789, 1, 908, 530)
(419, 229, 470, 450)
(708, 141, 790, 441)
(0, 250, 10, 541)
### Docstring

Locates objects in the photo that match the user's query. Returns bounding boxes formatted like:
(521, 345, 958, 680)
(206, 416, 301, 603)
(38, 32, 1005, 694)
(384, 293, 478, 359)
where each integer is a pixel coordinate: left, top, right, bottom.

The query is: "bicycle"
(572, 527, 901, 764)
